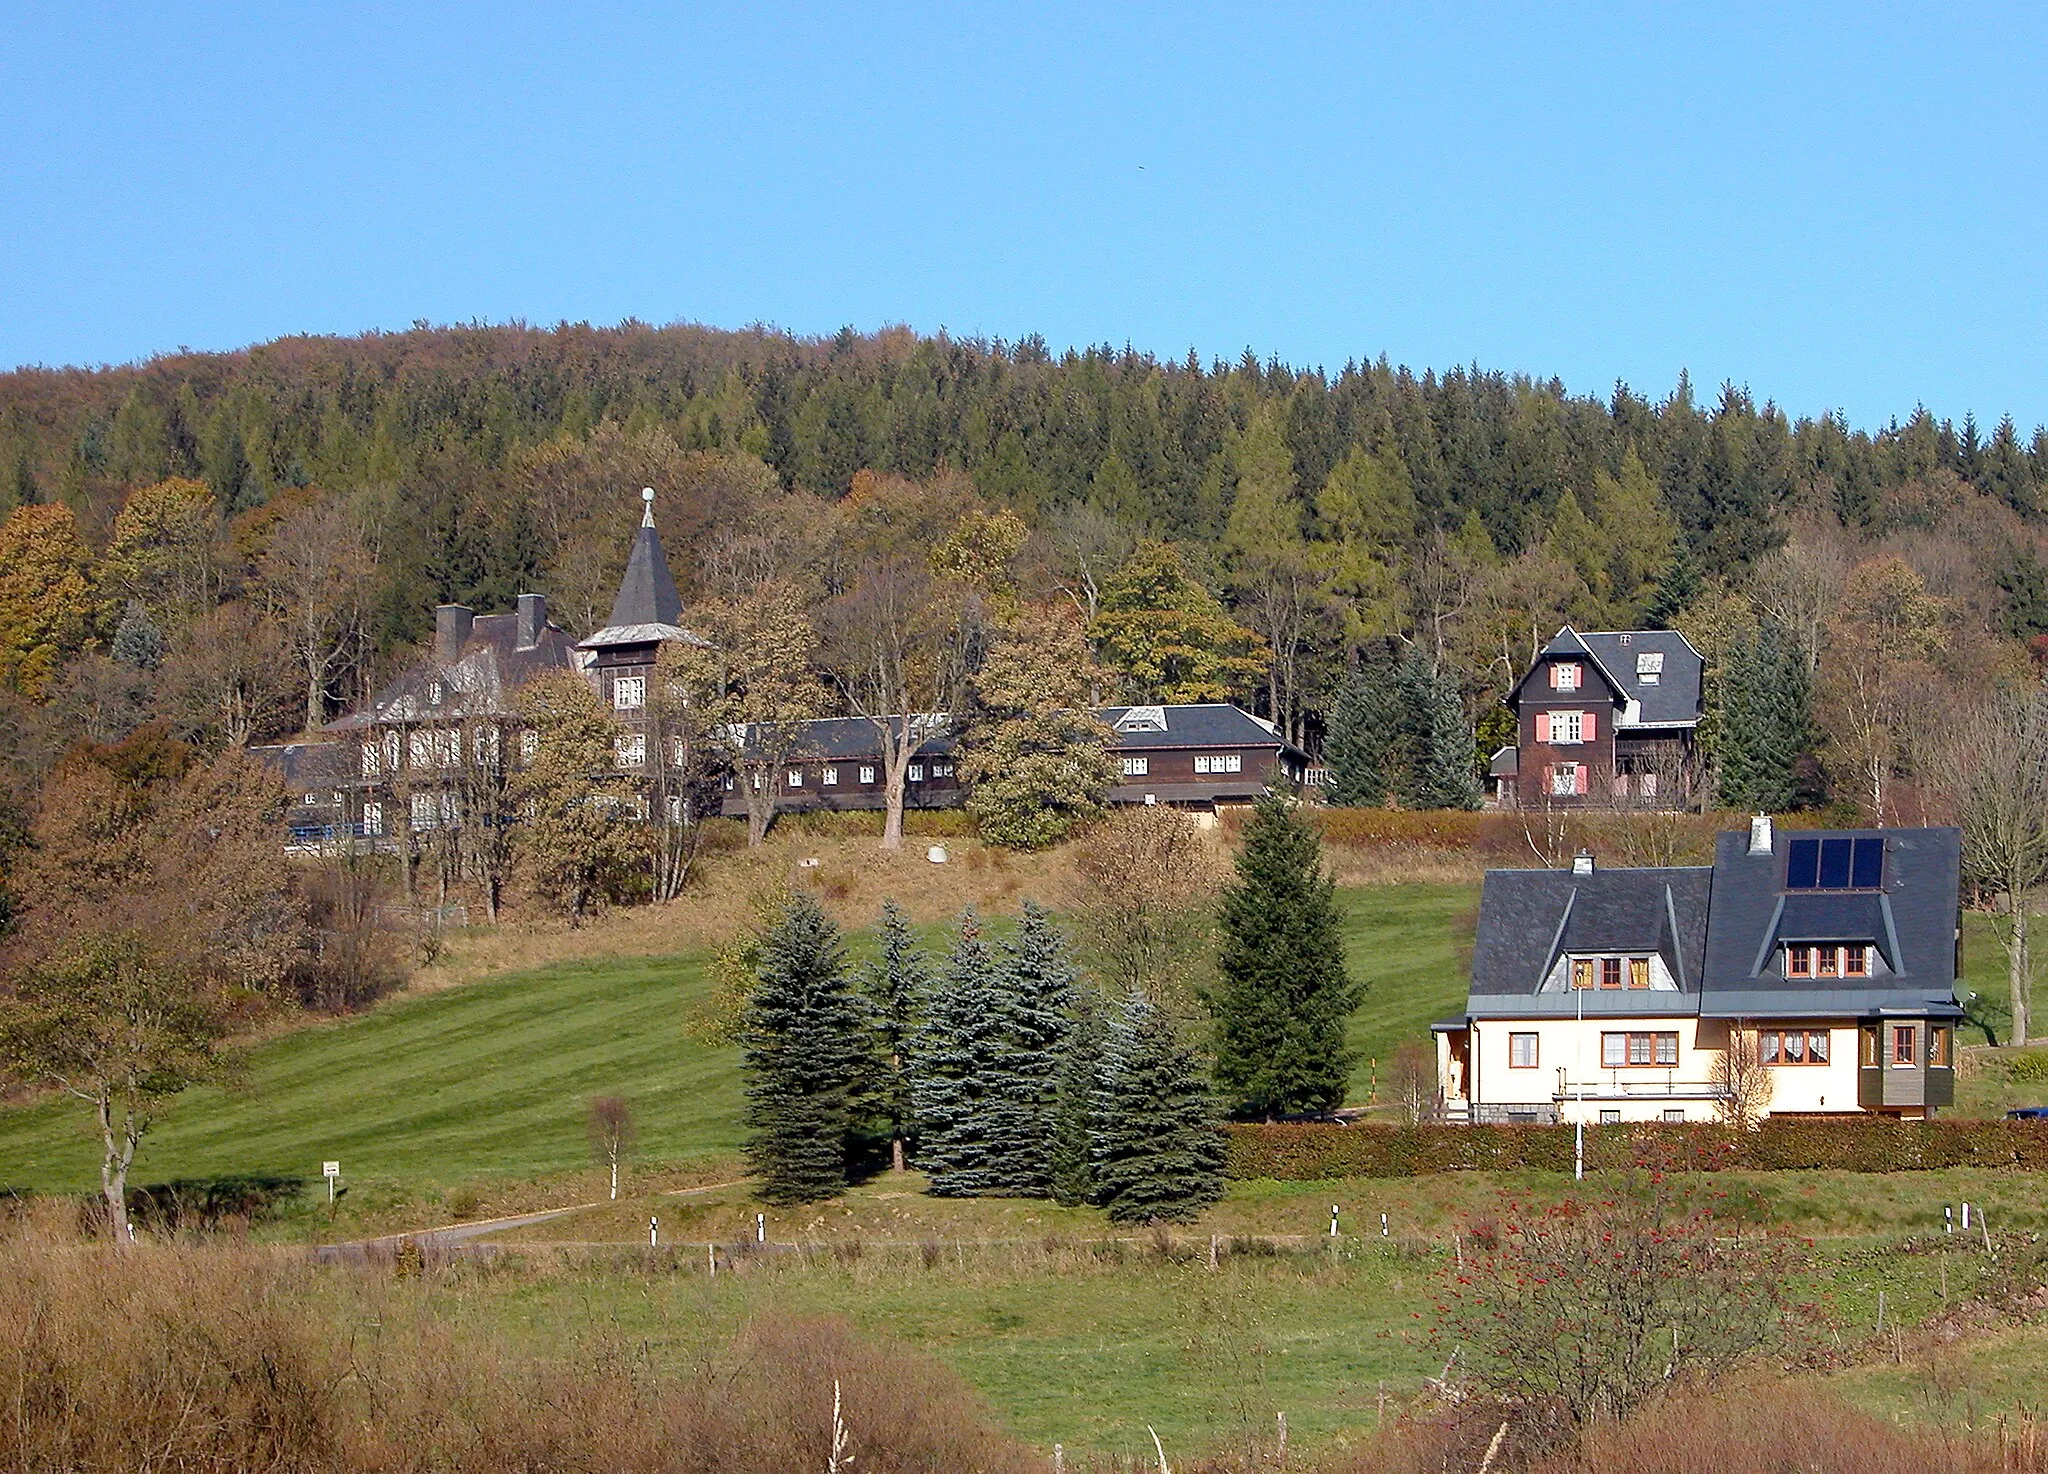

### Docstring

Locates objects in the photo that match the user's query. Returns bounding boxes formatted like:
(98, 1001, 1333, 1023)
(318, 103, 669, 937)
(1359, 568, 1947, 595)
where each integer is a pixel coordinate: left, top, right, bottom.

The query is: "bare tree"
(1821, 555, 1944, 821)
(1749, 523, 1850, 679)
(641, 639, 729, 900)
(820, 555, 982, 851)
(1067, 806, 1224, 1021)
(157, 601, 298, 747)
(258, 496, 379, 733)
(586, 1095, 637, 1201)
(1712, 1021, 1775, 1130)
(1039, 502, 1138, 626)
(687, 579, 824, 847)
(1932, 690, 2048, 1045)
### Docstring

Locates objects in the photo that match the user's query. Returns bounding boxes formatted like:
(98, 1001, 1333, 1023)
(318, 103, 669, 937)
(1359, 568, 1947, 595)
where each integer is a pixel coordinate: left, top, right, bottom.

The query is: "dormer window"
(428, 681, 444, 706)
(1636, 652, 1663, 685)
(1115, 705, 1168, 733)
(1785, 944, 1869, 978)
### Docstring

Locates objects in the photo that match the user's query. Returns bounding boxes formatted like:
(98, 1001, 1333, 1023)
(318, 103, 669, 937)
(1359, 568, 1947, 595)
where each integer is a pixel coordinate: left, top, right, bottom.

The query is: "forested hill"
(3, 319, 2048, 763)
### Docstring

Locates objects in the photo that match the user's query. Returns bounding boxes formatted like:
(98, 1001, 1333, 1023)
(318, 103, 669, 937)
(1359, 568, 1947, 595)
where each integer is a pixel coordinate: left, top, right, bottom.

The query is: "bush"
(2006, 1049, 2048, 1082)
(0, 1224, 1032, 1474)
(1224, 1119, 2048, 1179)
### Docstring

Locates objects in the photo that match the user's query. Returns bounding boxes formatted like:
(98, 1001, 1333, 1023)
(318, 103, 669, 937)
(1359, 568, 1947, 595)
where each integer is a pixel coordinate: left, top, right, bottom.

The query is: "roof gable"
(1506, 627, 1630, 709)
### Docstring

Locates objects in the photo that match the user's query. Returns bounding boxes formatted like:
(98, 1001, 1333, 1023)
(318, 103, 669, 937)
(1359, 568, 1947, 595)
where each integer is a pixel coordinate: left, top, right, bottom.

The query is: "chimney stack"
(516, 592, 546, 651)
(434, 604, 474, 664)
(1571, 850, 1595, 876)
(1749, 813, 1774, 856)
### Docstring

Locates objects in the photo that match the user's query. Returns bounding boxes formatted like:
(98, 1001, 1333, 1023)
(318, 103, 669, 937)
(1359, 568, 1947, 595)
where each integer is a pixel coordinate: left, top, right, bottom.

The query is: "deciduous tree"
(511, 671, 638, 924)
(1090, 541, 1267, 704)
(586, 1095, 636, 1201)
(258, 494, 379, 733)
(0, 503, 94, 700)
(0, 935, 234, 1242)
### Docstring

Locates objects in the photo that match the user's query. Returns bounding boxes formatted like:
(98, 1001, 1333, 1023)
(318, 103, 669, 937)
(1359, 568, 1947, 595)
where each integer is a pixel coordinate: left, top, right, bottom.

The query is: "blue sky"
(3, 3, 2044, 430)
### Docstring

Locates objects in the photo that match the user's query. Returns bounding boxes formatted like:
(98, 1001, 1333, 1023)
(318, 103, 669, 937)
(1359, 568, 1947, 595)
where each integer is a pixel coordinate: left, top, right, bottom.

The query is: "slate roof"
(740, 716, 959, 762)
(578, 510, 704, 651)
(1461, 825, 1963, 1022)
(1697, 826, 1961, 1018)
(328, 612, 583, 731)
(1470, 865, 1712, 1002)
(251, 740, 354, 795)
(1098, 703, 1303, 756)
(1507, 626, 1704, 729)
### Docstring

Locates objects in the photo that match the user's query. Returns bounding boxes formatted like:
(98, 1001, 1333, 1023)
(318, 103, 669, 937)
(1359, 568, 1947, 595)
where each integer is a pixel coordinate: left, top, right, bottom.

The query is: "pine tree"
(741, 892, 875, 1205)
(1212, 791, 1363, 1118)
(908, 911, 1011, 1196)
(1401, 654, 1480, 810)
(864, 899, 929, 1172)
(982, 901, 1078, 1196)
(1091, 987, 1225, 1224)
(1324, 649, 1409, 806)
(1048, 982, 1106, 1207)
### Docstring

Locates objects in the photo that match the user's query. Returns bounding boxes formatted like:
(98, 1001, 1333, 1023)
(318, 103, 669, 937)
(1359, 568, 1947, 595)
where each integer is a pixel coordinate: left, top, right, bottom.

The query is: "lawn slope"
(0, 882, 1477, 1193)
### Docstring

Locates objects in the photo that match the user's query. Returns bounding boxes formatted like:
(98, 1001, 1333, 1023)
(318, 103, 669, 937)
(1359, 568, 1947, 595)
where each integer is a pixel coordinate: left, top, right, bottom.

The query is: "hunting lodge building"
(262, 495, 1308, 843)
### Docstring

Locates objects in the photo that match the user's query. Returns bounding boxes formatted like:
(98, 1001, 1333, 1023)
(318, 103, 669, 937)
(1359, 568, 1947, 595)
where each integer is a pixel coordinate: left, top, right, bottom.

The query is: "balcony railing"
(1554, 1078, 1731, 1102)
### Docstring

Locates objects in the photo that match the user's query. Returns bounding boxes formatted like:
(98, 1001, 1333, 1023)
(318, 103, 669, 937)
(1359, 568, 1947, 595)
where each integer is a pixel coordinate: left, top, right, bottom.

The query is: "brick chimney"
(434, 604, 474, 664)
(516, 592, 546, 651)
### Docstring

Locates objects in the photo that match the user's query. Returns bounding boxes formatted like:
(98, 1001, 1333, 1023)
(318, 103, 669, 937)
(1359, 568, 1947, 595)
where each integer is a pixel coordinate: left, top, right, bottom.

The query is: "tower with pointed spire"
(578, 487, 705, 726)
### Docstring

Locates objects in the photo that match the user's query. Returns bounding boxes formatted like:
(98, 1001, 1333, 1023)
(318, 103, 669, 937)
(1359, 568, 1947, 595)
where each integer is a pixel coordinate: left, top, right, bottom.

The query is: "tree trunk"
(880, 733, 909, 851)
(97, 1095, 136, 1246)
(2013, 893, 2031, 1047)
(610, 1149, 619, 1201)
(304, 650, 327, 734)
(892, 1135, 905, 1172)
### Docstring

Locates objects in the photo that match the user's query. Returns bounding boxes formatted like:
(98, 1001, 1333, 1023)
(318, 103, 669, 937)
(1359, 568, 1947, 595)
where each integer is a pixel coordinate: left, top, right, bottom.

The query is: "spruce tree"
(1048, 982, 1106, 1207)
(864, 899, 928, 1172)
(1716, 619, 1811, 812)
(982, 901, 1078, 1196)
(1212, 791, 1363, 1118)
(741, 893, 875, 1204)
(1402, 654, 1480, 810)
(1091, 987, 1225, 1224)
(908, 911, 1011, 1196)
(1324, 649, 1408, 806)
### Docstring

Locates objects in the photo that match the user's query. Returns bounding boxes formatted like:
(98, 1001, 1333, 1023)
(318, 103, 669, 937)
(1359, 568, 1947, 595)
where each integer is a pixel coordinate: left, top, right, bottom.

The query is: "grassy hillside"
(0, 883, 1478, 1195)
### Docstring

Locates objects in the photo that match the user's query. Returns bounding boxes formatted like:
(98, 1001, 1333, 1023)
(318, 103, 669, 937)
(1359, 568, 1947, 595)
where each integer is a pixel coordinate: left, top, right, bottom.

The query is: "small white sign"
(322, 1161, 341, 1178)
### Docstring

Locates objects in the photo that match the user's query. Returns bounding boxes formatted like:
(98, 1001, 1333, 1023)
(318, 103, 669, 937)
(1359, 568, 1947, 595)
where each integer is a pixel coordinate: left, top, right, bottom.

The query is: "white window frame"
(1550, 710, 1583, 745)
(616, 733, 647, 768)
(787, 767, 804, 788)
(361, 801, 383, 836)
(822, 765, 839, 786)
(1551, 762, 1579, 796)
(908, 764, 924, 783)
(520, 729, 539, 762)
(931, 761, 954, 778)
(1509, 1032, 1539, 1068)
(361, 741, 383, 778)
(612, 675, 646, 711)
(859, 765, 876, 784)
(1194, 753, 1244, 775)
(1555, 662, 1581, 692)
(1122, 756, 1149, 777)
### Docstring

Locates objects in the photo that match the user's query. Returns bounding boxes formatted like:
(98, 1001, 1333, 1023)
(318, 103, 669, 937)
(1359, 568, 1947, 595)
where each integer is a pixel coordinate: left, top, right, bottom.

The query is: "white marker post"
(1329, 1205, 1339, 1237)
(756, 1212, 766, 1244)
(322, 1160, 340, 1204)
(649, 1215, 658, 1247)
(1380, 1212, 1389, 1238)
(1574, 1120, 1584, 1181)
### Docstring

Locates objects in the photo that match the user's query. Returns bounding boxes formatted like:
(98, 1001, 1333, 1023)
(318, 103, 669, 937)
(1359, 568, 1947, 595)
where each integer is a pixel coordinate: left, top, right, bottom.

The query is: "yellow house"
(1435, 818, 1961, 1124)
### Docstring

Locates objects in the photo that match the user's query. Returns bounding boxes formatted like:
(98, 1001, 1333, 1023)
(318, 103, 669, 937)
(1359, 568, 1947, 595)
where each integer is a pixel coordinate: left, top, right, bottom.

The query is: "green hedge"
(1224, 1120, 2048, 1179)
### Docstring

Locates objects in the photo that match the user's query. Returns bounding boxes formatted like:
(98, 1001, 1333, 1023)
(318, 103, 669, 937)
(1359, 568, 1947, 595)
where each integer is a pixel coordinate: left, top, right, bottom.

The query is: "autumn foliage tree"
(962, 603, 1119, 850)
(511, 671, 639, 923)
(0, 504, 95, 699)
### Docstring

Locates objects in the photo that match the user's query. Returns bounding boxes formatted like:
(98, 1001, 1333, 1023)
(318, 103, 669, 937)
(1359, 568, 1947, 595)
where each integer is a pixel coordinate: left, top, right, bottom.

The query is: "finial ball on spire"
(642, 487, 655, 503)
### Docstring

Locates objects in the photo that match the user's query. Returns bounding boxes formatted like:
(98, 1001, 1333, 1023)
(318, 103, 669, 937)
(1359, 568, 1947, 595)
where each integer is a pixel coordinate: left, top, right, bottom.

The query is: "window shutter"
(1535, 712, 1550, 743)
(1575, 764, 1589, 795)
(1548, 663, 1559, 690)
(1582, 710, 1596, 741)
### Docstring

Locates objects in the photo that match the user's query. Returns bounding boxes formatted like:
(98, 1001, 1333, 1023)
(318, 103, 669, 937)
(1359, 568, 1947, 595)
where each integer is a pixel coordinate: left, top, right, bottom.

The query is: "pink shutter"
(1548, 663, 1560, 690)
(1535, 712, 1551, 743)
(1582, 710, 1596, 741)
(1575, 764, 1590, 795)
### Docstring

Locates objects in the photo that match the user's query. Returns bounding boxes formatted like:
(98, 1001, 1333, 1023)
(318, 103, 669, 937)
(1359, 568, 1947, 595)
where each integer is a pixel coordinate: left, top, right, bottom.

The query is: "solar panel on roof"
(1785, 834, 1884, 890)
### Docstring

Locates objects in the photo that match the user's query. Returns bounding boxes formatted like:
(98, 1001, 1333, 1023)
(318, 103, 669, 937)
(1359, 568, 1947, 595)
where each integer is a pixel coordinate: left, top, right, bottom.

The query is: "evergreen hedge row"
(1224, 1120, 2048, 1179)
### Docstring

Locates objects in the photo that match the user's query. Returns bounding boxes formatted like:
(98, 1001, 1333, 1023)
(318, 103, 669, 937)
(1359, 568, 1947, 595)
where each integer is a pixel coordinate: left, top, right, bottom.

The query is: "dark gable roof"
(1506, 626, 1703, 728)
(1470, 865, 1711, 1000)
(251, 740, 354, 794)
(746, 717, 958, 761)
(1699, 826, 1961, 1017)
(1578, 630, 1704, 727)
(328, 612, 581, 731)
(1099, 703, 1300, 755)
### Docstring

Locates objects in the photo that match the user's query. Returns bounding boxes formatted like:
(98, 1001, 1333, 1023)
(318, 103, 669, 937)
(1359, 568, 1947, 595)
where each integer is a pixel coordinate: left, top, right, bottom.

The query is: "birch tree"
(258, 494, 379, 733)
(0, 936, 233, 1243)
